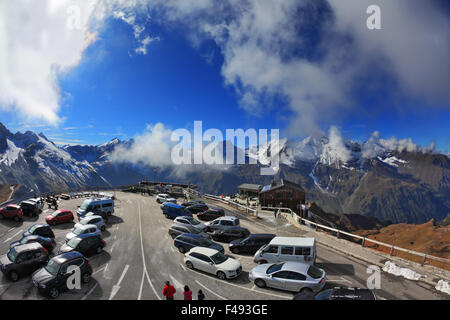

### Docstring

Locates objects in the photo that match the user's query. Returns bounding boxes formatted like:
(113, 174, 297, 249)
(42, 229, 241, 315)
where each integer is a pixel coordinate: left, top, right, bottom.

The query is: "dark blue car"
(173, 233, 224, 254)
(162, 203, 192, 219)
(10, 235, 57, 253)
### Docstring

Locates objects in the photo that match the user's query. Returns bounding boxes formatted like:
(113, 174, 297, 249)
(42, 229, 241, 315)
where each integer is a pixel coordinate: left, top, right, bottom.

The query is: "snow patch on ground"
(0, 139, 21, 165)
(378, 156, 408, 167)
(435, 280, 450, 295)
(382, 261, 425, 280)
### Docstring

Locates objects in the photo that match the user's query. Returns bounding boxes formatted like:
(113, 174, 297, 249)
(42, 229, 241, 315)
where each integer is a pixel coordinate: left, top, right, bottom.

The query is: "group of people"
(162, 281, 205, 300)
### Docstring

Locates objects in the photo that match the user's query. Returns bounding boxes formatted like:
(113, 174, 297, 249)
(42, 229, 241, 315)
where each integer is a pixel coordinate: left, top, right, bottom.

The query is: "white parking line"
(3, 229, 23, 243)
(93, 266, 106, 275)
(81, 283, 99, 300)
(109, 264, 129, 300)
(195, 280, 228, 300)
(179, 263, 186, 271)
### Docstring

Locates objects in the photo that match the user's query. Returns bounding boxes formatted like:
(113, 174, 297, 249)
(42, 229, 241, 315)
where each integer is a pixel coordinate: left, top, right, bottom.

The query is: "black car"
(0, 243, 49, 281)
(174, 233, 224, 254)
(23, 224, 55, 238)
(197, 208, 225, 221)
(10, 235, 56, 253)
(228, 233, 276, 254)
(19, 201, 40, 217)
(210, 227, 251, 243)
(293, 287, 377, 300)
(185, 203, 209, 214)
(59, 234, 105, 256)
(32, 251, 93, 299)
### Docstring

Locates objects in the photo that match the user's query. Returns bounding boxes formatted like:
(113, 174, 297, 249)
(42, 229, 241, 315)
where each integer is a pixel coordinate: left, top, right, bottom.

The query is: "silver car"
(65, 224, 101, 242)
(75, 215, 106, 231)
(168, 223, 210, 239)
(173, 216, 207, 232)
(248, 261, 326, 293)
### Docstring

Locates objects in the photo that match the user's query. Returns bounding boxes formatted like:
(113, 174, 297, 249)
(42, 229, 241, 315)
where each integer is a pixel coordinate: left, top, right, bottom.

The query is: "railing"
(202, 195, 450, 270)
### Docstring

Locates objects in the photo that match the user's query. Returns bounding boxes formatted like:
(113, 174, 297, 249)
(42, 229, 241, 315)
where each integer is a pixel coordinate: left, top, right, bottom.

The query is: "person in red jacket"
(162, 281, 176, 300)
(182, 285, 192, 300)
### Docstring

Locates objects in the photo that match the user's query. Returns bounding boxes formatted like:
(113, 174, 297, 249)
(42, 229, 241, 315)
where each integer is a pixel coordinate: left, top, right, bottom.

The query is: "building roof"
(259, 178, 305, 194)
(237, 183, 262, 192)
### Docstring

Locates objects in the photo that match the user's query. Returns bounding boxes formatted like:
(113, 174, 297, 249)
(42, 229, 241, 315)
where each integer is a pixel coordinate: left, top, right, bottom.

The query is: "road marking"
(109, 241, 117, 254)
(3, 229, 23, 243)
(93, 266, 106, 275)
(43, 209, 49, 213)
(169, 274, 184, 292)
(179, 263, 186, 271)
(109, 264, 129, 300)
(328, 277, 352, 284)
(7, 228, 15, 232)
(195, 280, 228, 300)
(82, 282, 98, 300)
(138, 203, 162, 300)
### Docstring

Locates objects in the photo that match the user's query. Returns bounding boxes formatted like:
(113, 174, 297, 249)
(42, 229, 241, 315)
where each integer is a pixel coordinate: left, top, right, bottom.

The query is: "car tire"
(96, 246, 102, 254)
(255, 279, 266, 288)
(231, 247, 240, 254)
(217, 271, 226, 280)
(14, 216, 19, 222)
(186, 261, 194, 269)
(178, 246, 186, 254)
(9, 271, 19, 282)
(82, 272, 91, 284)
(300, 287, 313, 294)
(101, 226, 106, 231)
(49, 287, 59, 299)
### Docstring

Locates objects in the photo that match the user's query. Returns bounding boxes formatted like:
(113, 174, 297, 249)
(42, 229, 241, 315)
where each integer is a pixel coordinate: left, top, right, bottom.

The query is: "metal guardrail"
(201, 195, 450, 268)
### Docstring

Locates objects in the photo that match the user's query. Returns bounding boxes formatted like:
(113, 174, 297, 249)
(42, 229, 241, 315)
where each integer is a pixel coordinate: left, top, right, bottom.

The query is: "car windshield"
(210, 252, 228, 265)
(51, 211, 61, 217)
(267, 263, 284, 274)
(7, 248, 19, 262)
(80, 219, 90, 225)
(67, 237, 82, 248)
(28, 225, 39, 233)
(19, 237, 29, 244)
(198, 238, 212, 246)
(307, 265, 324, 279)
(44, 259, 61, 276)
(73, 228, 84, 235)
(80, 201, 89, 210)
(189, 218, 201, 225)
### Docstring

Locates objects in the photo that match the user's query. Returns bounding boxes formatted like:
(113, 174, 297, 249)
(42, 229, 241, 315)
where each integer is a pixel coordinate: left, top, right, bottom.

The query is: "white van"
(77, 198, 114, 218)
(253, 237, 316, 265)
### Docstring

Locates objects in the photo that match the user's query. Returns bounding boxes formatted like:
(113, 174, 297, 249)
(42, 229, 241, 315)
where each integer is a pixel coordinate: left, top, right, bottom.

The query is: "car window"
(34, 250, 42, 258)
(222, 220, 233, 226)
(264, 245, 279, 254)
(307, 266, 324, 279)
(272, 271, 291, 279)
(294, 247, 311, 256)
(287, 271, 307, 281)
(281, 246, 294, 255)
(195, 253, 212, 263)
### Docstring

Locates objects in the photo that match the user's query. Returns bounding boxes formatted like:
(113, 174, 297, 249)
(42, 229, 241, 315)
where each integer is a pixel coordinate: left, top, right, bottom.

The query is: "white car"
(28, 198, 44, 211)
(65, 224, 101, 242)
(75, 215, 106, 231)
(173, 216, 207, 232)
(184, 247, 242, 280)
(156, 194, 177, 204)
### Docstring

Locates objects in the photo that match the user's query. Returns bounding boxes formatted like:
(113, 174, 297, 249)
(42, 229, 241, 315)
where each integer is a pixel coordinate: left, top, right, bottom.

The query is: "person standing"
(162, 281, 176, 300)
(197, 290, 205, 300)
(183, 285, 192, 300)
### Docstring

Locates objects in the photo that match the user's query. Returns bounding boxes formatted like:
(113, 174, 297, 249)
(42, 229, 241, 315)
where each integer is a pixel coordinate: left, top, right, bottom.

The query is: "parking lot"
(0, 191, 447, 300)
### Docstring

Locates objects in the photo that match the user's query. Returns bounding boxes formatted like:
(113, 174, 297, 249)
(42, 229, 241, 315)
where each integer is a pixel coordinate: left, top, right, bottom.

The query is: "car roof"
(189, 246, 219, 256)
(30, 224, 49, 229)
(53, 251, 84, 263)
(73, 233, 100, 240)
(249, 233, 276, 238)
(163, 202, 183, 209)
(270, 237, 315, 247)
(177, 233, 203, 239)
(82, 215, 102, 221)
(76, 224, 98, 230)
(158, 193, 170, 197)
(54, 209, 71, 213)
(175, 216, 193, 220)
(280, 261, 311, 273)
(215, 216, 237, 221)
(13, 242, 43, 252)
(6, 204, 20, 208)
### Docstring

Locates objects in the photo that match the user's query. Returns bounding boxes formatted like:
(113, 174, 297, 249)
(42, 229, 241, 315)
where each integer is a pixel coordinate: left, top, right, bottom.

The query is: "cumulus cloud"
(320, 126, 352, 164)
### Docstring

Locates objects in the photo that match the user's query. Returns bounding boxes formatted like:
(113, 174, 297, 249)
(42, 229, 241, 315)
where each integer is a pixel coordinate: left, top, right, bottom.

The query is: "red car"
(45, 210, 74, 225)
(0, 205, 23, 222)
(197, 208, 225, 221)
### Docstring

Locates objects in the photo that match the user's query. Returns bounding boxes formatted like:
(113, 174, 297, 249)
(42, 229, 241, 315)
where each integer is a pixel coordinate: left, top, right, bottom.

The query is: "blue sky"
(1, 0, 449, 153)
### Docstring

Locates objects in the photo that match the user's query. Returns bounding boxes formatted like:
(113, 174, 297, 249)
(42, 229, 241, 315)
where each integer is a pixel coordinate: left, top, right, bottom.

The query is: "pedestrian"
(197, 289, 205, 300)
(162, 281, 176, 300)
(182, 285, 192, 300)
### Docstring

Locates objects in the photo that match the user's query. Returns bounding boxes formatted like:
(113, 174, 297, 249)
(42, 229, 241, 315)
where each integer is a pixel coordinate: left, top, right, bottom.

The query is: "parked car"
(19, 201, 40, 217)
(23, 224, 54, 238)
(197, 208, 225, 221)
(75, 215, 106, 231)
(249, 261, 326, 293)
(205, 216, 240, 232)
(85, 210, 109, 222)
(0, 243, 49, 281)
(253, 237, 316, 265)
(293, 287, 377, 300)
(181, 200, 205, 207)
(162, 203, 192, 219)
(10, 235, 56, 253)
(45, 210, 74, 225)
(156, 194, 177, 204)
(229, 234, 276, 254)
(60, 194, 70, 200)
(168, 224, 210, 239)
(184, 247, 242, 280)
(210, 227, 250, 243)
(77, 198, 114, 218)
(0, 204, 23, 222)
(59, 234, 105, 256)
(32, 251, 93, 299)
(185, 203, 209, 214)
(29, 198, 44, 210)
(174, 233, 224, 254)
(65, 224, 101, 242)
(173, 216, 207, 232)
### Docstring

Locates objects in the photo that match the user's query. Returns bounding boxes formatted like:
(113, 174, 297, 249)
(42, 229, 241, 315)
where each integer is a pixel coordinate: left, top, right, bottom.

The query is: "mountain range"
(0, 122, 448, 224)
